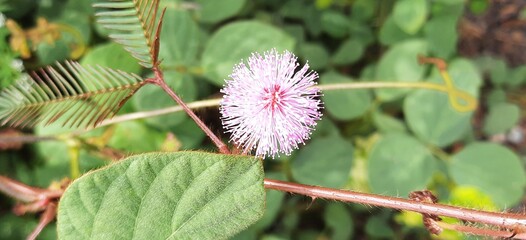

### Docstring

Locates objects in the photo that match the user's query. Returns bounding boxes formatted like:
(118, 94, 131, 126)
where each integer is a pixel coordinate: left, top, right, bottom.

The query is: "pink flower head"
(220, 49, 322, 158)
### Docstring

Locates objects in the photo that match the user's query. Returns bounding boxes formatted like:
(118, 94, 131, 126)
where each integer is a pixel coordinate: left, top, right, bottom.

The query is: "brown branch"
(0, 176, 62, 203)
(146, 69, 230, 154)
(263, 178, 526, 238)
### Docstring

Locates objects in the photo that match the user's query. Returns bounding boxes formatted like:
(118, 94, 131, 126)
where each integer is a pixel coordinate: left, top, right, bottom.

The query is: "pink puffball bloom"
(220, 49, 322, 158)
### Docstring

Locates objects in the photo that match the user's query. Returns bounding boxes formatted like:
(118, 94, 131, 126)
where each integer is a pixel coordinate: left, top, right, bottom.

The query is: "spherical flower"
(220, 49, 322, 158)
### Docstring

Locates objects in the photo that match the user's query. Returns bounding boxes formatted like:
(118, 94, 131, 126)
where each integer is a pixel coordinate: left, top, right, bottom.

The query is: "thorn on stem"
(306, 196, 317, 210)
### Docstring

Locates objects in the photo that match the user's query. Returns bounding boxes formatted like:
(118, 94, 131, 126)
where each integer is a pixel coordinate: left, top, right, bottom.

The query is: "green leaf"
(375, 39, 427, 101)
(81, 43, 142, 74)
(321, 10, 349, 38)
(332, 39, 365, 65)
(291, 135, 354, 188)
(483, 103, 520, 135)
(195, 0, 246, 24)
(392, 0, 428, 34)
(57, 152, 265, 239)
(368, 133, 436, 197)
(159, 5, 202, 67)
(94, 0, 161, 67)
(449, 143, 526, 207)
(365, 215, 394, 238)
(202, 21, 295, 86)
(0, 61, 145, 129)
(132, 71, 197, 129)
(372, 111, 407, 133)
(404, 59, 481, 147)
(379, 16, 413, 46)
(107, 121, 166, 153)
(299, 43, 329, 70)
(36, 39, 70, 65)
(424, 16, 458, 59)
(323, 203, 354, 240)
(320, 72, 372, 120)
(489, 59, 508, 86)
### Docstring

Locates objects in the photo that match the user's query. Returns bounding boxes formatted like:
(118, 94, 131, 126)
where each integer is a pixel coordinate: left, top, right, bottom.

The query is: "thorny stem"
(146, 69, 230, 154)
(263, 178, 526, 238)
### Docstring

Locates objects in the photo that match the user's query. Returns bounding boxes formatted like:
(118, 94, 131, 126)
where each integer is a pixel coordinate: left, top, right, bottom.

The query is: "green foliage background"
(1, 0, 526, 239)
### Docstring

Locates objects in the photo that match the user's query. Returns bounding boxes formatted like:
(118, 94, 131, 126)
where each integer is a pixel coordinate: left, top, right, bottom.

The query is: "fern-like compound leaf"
(94, 0, 161, 68)
(0, 61, 146, 129)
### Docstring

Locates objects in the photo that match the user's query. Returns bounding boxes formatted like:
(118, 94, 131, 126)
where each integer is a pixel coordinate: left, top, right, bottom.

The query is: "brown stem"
(27, 202, 57, 240)
(0, 176, 62, 202)
(146, 70, 230, 154)
(263, 179, 526, 230)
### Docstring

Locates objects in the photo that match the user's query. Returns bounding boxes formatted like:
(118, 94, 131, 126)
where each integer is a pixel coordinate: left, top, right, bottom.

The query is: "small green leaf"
(107, 121, 166, 153)
(332, 39, 365, 65)
(375, 39, 427, 101)
(299, 43, 329, 70)
(196, 0, 246, 24)
(81, 43, 142, 74)
(379, 16, 412, 46)
(320, 72, 372, 120)
(159, 6, 202, 67)
(291, 135, 354, 188)
(58, 152, 265, 240)
(392, 0, 428, 34)
(483, 103, 520, 135)
(321, 10, 349, 38)
(372, 111, 407, 133)
(450, 143, 526, 207)
(202, 21, 295, 86)
(324, 203, 354, 240)
(424, 16, 458, 59)
(368, 133, 436, 197)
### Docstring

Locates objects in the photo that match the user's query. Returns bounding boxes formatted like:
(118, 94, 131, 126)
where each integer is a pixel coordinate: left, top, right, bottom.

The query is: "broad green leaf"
(320, 72, 372, 120)
(375, 39, 427, 101)
(483, 102, 520, 135)
(202, 21, 295, 86)
(450, 143, 526, 207)
(195, 0, 246, 24)
(368, 133, 436, 197)
(332, 39, 365, 65)
(57, 152, 265, 240)
(323, 203, 354, 240)
(321, 10, 349, 38)
(132, 71, 197, 129)
(392, 0, 428, 34)
(159, 6, 202, 67)
(299, 43, 329, 70)
(404, 59, 482, 147)
(489, 59, 508, 86)
(291, 135, 354, 188)
(81, 43, 142, 74)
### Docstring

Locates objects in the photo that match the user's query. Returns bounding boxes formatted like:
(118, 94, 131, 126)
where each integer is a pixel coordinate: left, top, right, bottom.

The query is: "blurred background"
(1, 0, 526, 239)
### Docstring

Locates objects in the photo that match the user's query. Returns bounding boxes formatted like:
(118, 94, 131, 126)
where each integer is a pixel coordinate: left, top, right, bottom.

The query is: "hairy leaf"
(94, 0, 161, 68)
(0, 61, 145, 129)
(57, 152, 265, 240)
